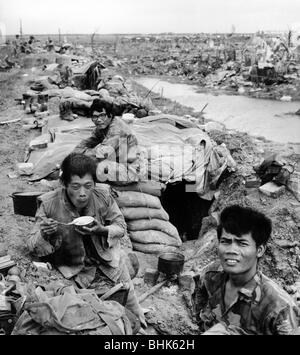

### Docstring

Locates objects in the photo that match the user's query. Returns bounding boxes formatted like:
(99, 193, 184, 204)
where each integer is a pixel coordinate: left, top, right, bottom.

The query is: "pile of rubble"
(113, 33, 300, 101)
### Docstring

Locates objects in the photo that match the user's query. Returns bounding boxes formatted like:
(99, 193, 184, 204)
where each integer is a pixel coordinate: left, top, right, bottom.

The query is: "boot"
(23, 93, 35, 114)
(59, 99, 74, 121)
(38, 93, 49, 112)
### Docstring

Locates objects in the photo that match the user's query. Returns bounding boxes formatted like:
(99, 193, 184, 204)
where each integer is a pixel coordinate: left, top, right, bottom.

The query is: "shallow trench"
(160, 181, 213, 240)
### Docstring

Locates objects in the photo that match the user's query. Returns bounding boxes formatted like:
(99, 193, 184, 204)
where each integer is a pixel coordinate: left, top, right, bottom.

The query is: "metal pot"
(11, 191, 44, 217)
(157, 252, 185, 276)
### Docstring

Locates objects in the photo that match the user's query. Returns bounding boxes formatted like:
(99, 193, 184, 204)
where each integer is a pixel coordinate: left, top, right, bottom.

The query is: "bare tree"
(287, 29, 292, 48)
(91, 27, 100, 55)
(114, 34, 119, 54)
(19, 19, 23, 39)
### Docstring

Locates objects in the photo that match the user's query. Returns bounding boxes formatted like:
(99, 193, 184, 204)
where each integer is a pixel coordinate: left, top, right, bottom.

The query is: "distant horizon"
(4, 30, 285, 37)
(1, 0, 299, 36)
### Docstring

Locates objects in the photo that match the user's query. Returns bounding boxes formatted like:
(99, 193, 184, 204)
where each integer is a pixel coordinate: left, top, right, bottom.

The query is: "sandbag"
(116, 191, 161, 209)
(127, 219, 180, 240)
(129, 230, 182, 247)
(96, 160, 139, 185)
(112, 181, 165, 197)
(132, 242, 179, 255)
(121, 207, 169, 221)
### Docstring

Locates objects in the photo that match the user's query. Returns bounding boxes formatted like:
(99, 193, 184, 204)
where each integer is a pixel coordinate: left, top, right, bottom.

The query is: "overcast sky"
(1, 0, 300, 35)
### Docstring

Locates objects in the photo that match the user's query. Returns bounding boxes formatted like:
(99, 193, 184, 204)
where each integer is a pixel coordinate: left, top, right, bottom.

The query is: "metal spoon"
(57, 221, 75, 226)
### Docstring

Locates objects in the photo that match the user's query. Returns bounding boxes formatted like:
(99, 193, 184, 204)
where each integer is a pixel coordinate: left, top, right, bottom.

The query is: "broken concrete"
(259, 181, 286, 198)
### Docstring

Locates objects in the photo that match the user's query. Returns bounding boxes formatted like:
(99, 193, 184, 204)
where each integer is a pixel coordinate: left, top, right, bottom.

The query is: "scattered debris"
(245, 175, 261, 188)
(280, 95, 292, 102)
(0, 255, 16, 274)
(144, 268, 159, 286)
(32, 261, 52, 271)
(16, 163, 34, 176)
(259, 181, 286, 198)
(138, 280, 168, 303)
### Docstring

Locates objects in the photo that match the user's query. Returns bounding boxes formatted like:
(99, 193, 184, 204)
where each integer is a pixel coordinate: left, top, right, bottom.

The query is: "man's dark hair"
(60, 153, 97, 186)
(217, 205, 272, 247)
(90, 98, 127, 118)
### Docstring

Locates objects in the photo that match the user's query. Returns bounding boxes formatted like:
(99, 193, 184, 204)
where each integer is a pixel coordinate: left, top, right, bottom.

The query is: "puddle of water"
(136, 77, 300, 144)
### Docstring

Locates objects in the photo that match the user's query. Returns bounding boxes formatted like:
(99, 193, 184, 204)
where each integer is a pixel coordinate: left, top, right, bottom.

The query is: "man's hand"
(40, 218, 58, 237)
(81, 219, 108, 237)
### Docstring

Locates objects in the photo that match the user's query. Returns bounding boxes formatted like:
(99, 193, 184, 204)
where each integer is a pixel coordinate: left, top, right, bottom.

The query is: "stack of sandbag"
(114, 188, 182, 255)
(112, 181, 165, 197)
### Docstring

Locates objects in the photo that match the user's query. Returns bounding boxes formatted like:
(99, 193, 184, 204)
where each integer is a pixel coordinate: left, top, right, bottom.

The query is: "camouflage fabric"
(192, 264, 300, 335)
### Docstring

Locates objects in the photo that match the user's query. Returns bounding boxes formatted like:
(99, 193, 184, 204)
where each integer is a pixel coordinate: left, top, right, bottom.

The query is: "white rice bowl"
(72, 216, 94, 226)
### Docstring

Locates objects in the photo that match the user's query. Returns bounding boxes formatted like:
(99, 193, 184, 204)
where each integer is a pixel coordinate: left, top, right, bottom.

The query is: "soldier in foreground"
(192, 205, 300, 335)
(28, 153, 146, 329)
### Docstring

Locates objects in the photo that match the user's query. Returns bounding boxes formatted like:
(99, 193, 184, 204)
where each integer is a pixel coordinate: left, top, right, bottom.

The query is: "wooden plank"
(138, 280, 168, 303)
(0, 255, 11, 264)
(0, 261, 16, 270)
(0, 118, 21, 125)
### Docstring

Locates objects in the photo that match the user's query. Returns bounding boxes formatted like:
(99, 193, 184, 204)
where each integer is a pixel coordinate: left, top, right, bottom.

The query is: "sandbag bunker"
(13, 53, 236, 254)
(17, 114, 235, 253)
(114, 188, 182, 254)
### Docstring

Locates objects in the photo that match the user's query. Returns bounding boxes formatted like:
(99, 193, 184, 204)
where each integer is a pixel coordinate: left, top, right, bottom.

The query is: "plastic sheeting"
(26, 115, 235, 199)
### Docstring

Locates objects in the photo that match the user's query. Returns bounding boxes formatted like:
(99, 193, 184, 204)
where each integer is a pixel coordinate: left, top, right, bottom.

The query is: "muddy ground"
(1, 54, 300, 334)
